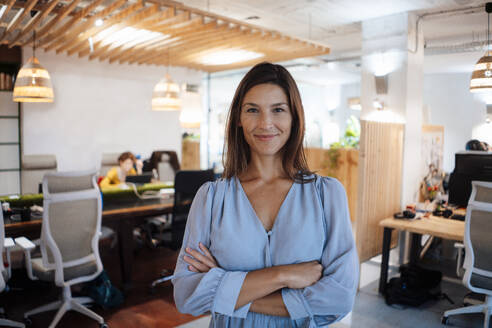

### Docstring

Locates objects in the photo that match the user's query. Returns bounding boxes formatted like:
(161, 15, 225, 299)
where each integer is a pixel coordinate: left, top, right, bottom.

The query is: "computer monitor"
(125, 174, 153, 184)
(448, 151, 492, 207)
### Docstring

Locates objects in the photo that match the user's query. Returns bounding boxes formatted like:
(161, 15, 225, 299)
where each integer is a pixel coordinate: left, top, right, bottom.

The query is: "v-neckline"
(235, 176, 295, 234)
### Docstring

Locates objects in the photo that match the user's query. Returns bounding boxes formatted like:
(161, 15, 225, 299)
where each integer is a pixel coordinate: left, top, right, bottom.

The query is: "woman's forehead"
(242, 83, 288, 104)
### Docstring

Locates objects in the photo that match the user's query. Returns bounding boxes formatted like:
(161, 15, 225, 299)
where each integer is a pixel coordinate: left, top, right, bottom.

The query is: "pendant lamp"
(470, 2, 492, 93)
(151, 73, 181, 111)
(13, 31, 54, 102)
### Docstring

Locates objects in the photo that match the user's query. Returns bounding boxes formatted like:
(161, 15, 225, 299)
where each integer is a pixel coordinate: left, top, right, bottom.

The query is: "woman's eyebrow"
(270, 102, 288, 107)
(242, 102, 259, 107)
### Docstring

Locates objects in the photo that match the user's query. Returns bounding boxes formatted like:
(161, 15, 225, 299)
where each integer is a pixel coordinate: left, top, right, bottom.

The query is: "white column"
(361, 12, 424, 207)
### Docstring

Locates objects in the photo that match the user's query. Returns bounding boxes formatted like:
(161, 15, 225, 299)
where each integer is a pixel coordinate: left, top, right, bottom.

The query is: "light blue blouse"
(172, 174, 359, 328)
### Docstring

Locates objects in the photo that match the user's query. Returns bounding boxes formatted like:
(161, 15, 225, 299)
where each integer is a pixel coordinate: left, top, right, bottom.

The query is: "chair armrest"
(14, 237, 38, 281)
(14, 237, 36, 250)
(4, 238, 15, 249)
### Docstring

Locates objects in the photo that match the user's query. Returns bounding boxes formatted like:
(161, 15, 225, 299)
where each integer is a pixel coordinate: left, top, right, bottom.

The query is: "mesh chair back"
(474, 183, 492, 203)
(468, 208, 492, 273)
(41, 171, 101, 269)
(171, 169, 215, 249)
(467, 181, 492, 274)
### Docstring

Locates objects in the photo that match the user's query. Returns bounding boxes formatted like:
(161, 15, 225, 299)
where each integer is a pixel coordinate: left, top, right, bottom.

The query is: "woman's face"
(240, 83, 292, 158)
(120, 158, 134, 174)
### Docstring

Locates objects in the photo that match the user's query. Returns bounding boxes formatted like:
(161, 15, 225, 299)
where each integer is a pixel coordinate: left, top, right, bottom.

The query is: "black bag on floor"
(384, 265, 442, 307)
(83, 270, 124, 309)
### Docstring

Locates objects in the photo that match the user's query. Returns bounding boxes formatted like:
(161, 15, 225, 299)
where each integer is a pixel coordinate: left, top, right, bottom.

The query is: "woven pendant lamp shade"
(13, 56, 54, 103)
(470, 55, 492, 93)
(470, 3, 492, 93)
(151, 74, 181, 111)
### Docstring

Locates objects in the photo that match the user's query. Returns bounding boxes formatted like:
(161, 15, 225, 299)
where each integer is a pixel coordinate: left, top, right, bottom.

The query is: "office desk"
(5, 198, 174, 289)
(378, 215, 465, 294)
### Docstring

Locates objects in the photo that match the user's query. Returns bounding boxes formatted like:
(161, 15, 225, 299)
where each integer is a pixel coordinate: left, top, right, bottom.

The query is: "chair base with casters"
(16, 236, 108, 328)
(442, 295, 491, 328)
(0, 316, 25, 328)
(23, 285, 107, 328)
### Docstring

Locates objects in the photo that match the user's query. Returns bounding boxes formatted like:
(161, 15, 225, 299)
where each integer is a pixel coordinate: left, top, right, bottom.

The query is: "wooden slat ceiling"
(0, 0, 330, 72)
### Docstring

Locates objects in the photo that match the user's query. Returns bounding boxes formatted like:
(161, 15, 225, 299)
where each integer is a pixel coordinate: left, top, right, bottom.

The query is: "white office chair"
(0, 208, 25, 328)
(15, 170, 107, 328)
(442, 181, 492, 328)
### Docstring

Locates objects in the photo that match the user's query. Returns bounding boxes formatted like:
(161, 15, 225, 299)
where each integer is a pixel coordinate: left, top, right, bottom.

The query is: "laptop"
(125, 174, 153, 184)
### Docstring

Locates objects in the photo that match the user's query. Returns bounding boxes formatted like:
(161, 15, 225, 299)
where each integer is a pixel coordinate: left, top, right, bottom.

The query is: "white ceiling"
(182, 0, 492, 76)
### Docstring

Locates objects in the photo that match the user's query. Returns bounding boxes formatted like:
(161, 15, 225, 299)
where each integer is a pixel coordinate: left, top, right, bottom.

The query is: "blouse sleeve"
(172, 182, 252, 318)
(281, 177, 359, 326)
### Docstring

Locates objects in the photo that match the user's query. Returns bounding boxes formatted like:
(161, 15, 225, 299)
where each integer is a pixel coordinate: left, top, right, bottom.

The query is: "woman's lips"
(254, 134, 277, 141)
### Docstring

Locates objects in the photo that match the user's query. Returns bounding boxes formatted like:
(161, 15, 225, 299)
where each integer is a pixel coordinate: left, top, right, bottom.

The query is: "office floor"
(2, 243, 487, 328)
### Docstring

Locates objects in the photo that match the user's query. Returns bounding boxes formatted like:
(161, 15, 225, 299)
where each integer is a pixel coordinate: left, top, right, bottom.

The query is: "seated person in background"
(99, 152, 143, 189)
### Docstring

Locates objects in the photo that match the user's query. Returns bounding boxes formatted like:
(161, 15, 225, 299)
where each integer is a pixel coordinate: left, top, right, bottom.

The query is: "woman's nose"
(258, 112, 273, 128)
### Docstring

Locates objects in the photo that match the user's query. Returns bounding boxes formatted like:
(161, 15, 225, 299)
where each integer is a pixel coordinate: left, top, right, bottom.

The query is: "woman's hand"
(278, 261, 323, 289)
(183, 242, 218, 273)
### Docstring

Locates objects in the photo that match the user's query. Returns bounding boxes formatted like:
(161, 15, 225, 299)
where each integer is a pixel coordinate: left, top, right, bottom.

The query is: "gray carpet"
(334, 278, 487, 328)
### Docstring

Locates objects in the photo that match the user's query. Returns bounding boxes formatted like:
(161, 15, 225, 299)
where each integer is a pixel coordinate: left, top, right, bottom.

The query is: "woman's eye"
(246, 108, 258, 113)
(274, 107, 285, 112)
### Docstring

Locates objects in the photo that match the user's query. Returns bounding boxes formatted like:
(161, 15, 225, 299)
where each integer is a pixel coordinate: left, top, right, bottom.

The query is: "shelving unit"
(0, 46, 21, 196)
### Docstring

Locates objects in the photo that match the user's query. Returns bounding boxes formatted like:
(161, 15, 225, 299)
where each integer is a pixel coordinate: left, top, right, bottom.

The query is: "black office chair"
(149, 169, 215, 290)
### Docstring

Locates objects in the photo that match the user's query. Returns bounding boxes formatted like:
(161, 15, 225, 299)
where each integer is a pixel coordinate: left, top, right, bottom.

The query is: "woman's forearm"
(249, 291, 289, 317)
(234, 266, 287, 310)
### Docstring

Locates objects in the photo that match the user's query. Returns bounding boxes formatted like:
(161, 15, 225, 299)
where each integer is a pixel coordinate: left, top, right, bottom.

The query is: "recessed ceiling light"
(95, 19, 103, 27)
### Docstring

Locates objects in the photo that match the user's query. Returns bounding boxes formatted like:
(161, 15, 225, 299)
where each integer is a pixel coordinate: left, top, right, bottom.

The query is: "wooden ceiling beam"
(44, 0, 127, 51)
(35, 0, 110, 48)
(80, 8, 193, 62)
(0, 0, 17, 24)
(75, 7, 177, 59)
(9, 0, 61, 46)
(55, 0, 145, 54)
(116, 20, 220, 64)
(62, 1, 155, 56)
(131, 23, 235, 65)
(0, 0, 38, 44)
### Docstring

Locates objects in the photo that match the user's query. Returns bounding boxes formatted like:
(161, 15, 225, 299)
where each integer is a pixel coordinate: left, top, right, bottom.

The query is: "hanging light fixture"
(151, 73, 181, 111)
(13, 31, 54, 102)
(470, 3, 492, 93)
(151, 49, 181, 111)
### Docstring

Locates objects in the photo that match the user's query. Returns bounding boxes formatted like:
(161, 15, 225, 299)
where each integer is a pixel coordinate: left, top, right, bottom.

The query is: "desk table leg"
(409, 233, 422, 265)
(379, 227, 393, 295)
(118, 219, 134, 291)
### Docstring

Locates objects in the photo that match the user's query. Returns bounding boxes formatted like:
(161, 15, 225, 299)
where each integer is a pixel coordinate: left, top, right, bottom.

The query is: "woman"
(172, 62, 358, 327)
(99, 151, 143, 189)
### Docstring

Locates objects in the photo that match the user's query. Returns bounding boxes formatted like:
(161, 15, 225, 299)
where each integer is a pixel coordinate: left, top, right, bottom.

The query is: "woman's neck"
(241, 152, 286, 182)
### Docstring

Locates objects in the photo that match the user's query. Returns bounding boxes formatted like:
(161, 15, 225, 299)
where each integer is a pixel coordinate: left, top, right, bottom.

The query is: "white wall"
(423, 72, 487, 172)
(22, 50, 204, 171)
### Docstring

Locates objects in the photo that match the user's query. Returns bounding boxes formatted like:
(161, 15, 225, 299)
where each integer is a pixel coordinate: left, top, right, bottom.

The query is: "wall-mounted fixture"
(13, 31, 54, 103)
(487, 104, 492, 123)
(373, 99, 384, 111)
(375, 75, 388, 95)
(348, 97, 361, 110)
(470, 2, 492, 93)
(180, 84, 202, 129)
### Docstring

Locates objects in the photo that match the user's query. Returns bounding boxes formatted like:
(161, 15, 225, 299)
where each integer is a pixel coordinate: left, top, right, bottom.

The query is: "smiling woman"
(172, 62, 359, 328)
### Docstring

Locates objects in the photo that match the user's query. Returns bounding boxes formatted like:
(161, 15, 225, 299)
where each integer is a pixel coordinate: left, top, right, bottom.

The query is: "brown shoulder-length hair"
(222, 62, 314, 183)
